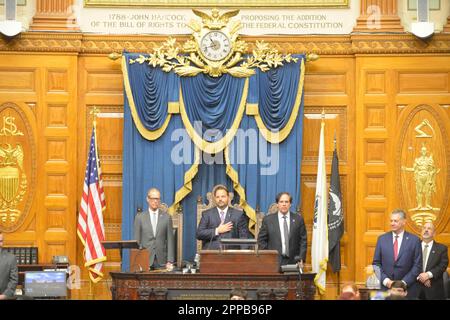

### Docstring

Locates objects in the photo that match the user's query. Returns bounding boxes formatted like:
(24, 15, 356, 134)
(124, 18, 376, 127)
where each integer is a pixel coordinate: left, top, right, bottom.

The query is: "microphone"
(294, 256, 304, 274)
(294, 256, 304, 299)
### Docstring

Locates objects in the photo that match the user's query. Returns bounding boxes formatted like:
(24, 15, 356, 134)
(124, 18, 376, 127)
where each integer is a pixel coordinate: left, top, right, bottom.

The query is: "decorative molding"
(1, 33, 450, 55)
(104, 223, 121, 233)
(99, 154, 122, 162)
(102, 173, 123, 182)
(351, 34, 450, 54)
(0, 33, 82, 53)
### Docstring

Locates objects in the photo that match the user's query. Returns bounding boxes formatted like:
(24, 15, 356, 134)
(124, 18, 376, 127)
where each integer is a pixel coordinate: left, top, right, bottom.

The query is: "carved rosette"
(0, 103, 36, 232)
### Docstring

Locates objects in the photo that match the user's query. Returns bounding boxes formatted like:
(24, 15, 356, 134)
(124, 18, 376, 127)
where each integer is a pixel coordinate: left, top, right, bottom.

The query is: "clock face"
(200, 31, 232, 61)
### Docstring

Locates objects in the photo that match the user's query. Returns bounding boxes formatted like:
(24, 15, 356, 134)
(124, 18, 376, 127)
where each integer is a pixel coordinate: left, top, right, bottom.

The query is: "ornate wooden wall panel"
(301, 57, 356, 299)
(0, 54, 78, 268)
(355, 56, 450, 284)
(75, 56, 124, 299)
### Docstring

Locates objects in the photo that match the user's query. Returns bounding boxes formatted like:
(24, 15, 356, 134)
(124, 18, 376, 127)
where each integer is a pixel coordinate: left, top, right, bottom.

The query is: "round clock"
(200, 31, 232, 61)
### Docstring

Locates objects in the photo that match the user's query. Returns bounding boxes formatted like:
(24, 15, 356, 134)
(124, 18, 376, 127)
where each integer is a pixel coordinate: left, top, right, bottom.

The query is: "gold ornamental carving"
(0, 116, 25, 136)
(129, 9, 298, 78)
(402, 144, 440, 213)
(414, 119, 435, 138)
(0, 143, 27, 226)
(0, 103, 36, 233)
(397, 105, 449, 230)
(2, 32, 450, 55)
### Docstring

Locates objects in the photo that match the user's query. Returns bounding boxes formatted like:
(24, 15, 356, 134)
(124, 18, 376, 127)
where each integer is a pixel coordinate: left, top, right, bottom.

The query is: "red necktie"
(393, 235, 399, 261)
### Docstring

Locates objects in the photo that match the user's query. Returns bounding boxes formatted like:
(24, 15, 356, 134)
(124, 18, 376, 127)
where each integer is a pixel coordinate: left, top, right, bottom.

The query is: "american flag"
(77, 125, 107, 283)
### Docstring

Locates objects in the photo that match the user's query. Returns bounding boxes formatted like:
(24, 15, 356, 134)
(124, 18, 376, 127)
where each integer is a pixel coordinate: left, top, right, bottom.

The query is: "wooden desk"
(110, 272, 316, 300)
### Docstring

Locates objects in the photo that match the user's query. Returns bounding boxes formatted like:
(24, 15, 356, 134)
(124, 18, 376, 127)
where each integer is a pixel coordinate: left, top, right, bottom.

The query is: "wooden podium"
(130, 249, 150, 272)
(199, 250, 279, 274)
(102, 240, 139, 271)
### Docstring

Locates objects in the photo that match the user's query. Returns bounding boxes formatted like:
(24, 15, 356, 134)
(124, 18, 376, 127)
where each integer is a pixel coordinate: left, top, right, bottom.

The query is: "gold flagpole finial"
(90, 106, 100, 127)
(333, 131, 337, 150)
(321, 108, 326, 120)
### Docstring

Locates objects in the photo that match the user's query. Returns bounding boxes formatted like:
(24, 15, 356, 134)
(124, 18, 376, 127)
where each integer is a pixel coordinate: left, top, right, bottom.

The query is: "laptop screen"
(24, 271, 67, 297)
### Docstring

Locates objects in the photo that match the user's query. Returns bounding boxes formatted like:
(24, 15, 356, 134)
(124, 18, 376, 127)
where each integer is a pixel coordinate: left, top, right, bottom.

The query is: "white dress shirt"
(149, 209, 158, 235)
(421, 240, 434, 279)
(278, 212, 290, 256)
(215, 206, 229, 236)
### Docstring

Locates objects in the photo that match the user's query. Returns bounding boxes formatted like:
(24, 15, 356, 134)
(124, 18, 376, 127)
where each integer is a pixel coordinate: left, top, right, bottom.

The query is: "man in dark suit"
(134, 188, 174, 270)
(257, 192, 307, 266)
(0, 232, 18, 300)
(372, 209, 422, 298)
(417, 222, 449, 300)
(196, 185, 249, 250)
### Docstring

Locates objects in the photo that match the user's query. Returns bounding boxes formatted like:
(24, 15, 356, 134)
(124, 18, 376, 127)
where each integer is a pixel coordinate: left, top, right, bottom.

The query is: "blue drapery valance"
(180, 74, 246, 141)
(257, 58, 301, 131)
(124, 54, 179, 131)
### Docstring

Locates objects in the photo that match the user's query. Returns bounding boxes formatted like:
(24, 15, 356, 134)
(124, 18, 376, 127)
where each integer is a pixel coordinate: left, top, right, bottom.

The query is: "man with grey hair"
(134, 188, 174, 270)
(417, 222, 448, 300)
(372, 209, 422, 298)
(0, 232, 18, 300)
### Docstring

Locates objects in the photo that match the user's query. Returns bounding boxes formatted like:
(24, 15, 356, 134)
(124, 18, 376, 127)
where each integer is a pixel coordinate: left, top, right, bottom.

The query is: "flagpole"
(87, 106, 100, 301)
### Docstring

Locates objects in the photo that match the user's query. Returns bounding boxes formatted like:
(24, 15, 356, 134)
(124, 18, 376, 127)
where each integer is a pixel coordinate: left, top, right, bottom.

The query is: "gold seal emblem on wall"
(0, 103, 36, 232)
(0, 143, 27, 225)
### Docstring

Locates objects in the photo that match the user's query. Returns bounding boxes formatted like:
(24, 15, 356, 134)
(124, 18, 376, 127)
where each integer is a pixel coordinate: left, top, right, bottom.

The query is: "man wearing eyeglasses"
(134, 188, 174, 270)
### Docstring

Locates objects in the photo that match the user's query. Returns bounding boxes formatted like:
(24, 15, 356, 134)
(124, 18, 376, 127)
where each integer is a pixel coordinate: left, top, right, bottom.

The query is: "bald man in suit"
(134, 188, 174, 270)
(417, 222, 449, 300)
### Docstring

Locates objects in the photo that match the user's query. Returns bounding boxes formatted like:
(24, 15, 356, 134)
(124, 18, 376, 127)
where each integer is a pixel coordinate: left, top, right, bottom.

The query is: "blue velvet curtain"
(180, 74, 246, 141)
(228, 113, 304, 215)
(230, 55, 305, 213)
(122, 53, 305, 268)
(181, 159, 236, 261)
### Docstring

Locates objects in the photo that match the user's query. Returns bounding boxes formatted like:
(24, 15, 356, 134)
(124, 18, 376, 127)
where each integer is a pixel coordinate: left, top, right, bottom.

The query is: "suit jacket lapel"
(288, 212, 295, 241)
(272, 215, 282, 250)
(388, 232, 395, 261)
(224, 208, 231, 224)
(397, 232, 409, 261)
(426, 242, 438, 270)
(144, 212, 154, 238)
(155, 211, 163, 237)
(215, 208, 222, 226)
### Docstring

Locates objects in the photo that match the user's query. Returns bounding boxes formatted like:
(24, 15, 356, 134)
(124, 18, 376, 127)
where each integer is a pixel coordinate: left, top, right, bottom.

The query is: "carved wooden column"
(444, 17, 450, 33)
(30, 0, 79, 31)
(353, 0, 404, 32)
